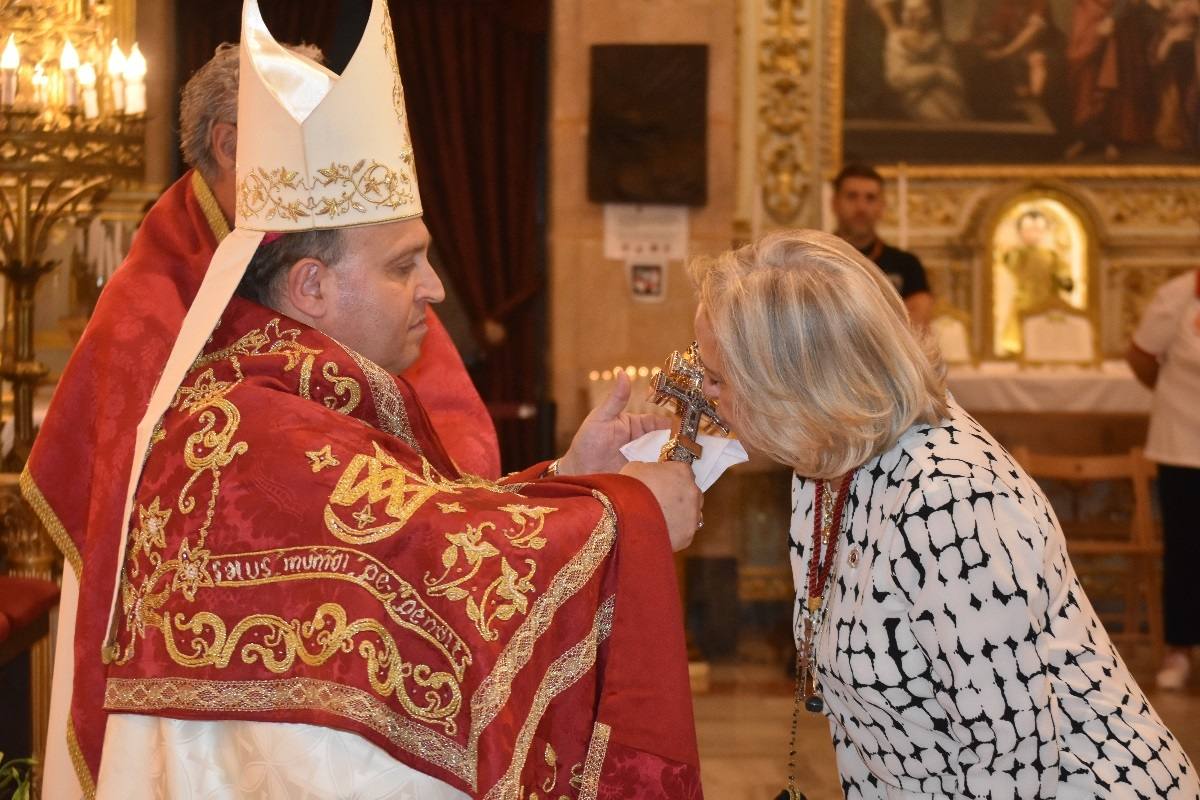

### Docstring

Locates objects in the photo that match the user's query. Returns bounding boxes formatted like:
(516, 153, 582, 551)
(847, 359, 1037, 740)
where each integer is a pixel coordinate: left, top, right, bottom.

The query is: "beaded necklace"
(783, 470, 855, 800)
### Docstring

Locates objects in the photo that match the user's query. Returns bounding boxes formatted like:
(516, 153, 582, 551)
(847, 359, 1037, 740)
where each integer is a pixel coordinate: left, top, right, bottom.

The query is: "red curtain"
(172, 0, 551, 470)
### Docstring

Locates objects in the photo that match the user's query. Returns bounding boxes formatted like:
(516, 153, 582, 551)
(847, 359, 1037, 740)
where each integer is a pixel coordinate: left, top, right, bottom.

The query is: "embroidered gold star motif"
(171, 538, 214, 601)
(437, 502, 466, 514)
(306, 445, 340, 473)
(352, 506, 377, 529)
(132, 498, 171, 555)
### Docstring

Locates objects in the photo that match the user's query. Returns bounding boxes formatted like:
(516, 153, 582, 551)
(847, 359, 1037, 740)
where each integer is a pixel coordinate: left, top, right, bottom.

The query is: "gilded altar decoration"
(758, 0, 814, 225)
(985, 192, 1094, 358)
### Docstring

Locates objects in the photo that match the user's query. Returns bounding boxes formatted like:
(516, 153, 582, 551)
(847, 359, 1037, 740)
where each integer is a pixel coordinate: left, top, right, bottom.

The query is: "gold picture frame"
(822, 0, 1200, 179)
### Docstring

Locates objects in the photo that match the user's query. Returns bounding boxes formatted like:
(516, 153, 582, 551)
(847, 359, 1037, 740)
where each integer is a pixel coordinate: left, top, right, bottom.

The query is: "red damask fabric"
(22, 170, 499, 789)
(103, 297, 700, 798)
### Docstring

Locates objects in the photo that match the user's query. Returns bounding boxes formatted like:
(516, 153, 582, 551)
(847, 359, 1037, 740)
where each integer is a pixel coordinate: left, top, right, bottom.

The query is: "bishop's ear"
(279, 257, 334, 321)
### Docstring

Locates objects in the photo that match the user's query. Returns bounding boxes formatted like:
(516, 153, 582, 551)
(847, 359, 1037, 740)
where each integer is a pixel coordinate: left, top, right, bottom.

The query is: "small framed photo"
(628, 259, 667, 303)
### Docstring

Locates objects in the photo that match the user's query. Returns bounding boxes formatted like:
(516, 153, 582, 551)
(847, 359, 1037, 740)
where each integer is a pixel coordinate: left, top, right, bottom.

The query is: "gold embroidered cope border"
(482, 596, 617, 800)
(464, 492, 618, 787)
(191, 170, 231, 242)
(19, 467, 80, 575)
(103, 675, 473, 782)
(579, 721, 612, 800)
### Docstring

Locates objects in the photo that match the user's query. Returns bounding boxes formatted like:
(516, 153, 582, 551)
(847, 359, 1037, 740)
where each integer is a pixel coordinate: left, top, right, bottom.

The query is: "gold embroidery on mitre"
(379, 1, 410, 128)
(438, 501, 466, 514)
(236, 159, 418, 224)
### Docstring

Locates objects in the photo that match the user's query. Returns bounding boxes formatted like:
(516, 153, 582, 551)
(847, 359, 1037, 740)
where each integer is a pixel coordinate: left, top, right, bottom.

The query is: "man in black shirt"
(831, 163, 933, 329)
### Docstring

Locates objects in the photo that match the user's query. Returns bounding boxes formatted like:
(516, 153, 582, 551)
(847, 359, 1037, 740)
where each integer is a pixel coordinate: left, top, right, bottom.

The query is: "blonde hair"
(692, 229, 948, 478)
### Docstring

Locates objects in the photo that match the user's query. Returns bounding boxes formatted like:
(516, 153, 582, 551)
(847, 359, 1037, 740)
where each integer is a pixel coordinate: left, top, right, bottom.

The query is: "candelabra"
(0, 0, 145, 470)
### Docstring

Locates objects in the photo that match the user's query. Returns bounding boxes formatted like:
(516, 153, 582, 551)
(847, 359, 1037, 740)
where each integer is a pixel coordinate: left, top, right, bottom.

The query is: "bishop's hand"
(557, 370, 669, 476)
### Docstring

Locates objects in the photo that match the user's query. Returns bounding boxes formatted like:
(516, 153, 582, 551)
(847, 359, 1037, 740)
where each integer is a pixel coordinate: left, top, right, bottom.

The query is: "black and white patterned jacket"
(790, 398, 1199, 799)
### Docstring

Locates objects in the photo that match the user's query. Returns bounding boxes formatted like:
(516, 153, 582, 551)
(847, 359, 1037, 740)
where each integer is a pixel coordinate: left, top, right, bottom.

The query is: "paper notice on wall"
(603, 204, 689, 262)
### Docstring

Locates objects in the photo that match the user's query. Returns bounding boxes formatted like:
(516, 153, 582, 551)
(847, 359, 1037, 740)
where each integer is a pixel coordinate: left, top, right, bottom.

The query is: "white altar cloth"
(946, 360, 1153, 415)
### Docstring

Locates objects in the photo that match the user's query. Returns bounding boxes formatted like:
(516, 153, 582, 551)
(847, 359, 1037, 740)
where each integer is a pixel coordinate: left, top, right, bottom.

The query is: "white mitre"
(101, 0, 422, 655)
(235, 0, 421, 230)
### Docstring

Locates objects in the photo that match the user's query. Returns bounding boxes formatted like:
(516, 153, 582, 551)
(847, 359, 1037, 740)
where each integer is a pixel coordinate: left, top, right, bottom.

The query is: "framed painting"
(830, 0, 1200, 175)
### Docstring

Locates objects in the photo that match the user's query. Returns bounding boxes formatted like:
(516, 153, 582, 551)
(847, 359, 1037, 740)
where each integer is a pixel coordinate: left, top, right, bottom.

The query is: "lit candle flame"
(1, 35, 18, 71)
(107, 40, 126, 76)
(77, 62, 96, 87)
(61, 38, 79, 71)
(123, 43, 146, 80)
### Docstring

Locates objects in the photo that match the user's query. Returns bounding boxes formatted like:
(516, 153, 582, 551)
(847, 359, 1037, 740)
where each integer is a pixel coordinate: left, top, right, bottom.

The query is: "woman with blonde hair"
(692, 230, 1198, 799)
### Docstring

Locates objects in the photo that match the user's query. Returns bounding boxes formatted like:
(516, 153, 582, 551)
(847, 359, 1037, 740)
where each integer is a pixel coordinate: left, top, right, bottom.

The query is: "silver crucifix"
(649, 342, 730, 464)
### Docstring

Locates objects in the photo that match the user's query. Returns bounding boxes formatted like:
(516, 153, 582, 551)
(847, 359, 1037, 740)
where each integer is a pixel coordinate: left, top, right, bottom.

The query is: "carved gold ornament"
(758, 0, 813, 225)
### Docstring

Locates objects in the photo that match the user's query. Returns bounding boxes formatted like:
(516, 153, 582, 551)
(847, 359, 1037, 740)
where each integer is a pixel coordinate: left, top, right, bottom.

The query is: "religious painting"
(986, 193, 1093, 357)
(838, 0, 1200, 169)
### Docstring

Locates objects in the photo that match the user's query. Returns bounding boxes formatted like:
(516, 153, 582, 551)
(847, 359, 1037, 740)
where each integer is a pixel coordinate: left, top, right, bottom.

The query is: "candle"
(107, 40, 125, 113)
(32, 62, 48, 107)
(122, 42, 145, 115)
(77, 62, 98, 119)
(61, 38, 79, 109)
(1, 35, 17, 107)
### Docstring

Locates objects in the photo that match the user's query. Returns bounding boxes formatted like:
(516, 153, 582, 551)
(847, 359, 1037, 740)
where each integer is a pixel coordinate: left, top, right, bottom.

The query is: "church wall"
(548, 0, 739, 443)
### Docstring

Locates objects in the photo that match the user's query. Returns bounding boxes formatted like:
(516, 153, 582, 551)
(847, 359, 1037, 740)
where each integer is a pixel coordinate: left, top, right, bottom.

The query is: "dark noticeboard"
(587, 44, 708, 207)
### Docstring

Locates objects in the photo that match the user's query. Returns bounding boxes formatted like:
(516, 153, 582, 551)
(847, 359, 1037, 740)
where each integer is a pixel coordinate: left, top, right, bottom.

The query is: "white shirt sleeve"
(1133, 275, 1191, 357)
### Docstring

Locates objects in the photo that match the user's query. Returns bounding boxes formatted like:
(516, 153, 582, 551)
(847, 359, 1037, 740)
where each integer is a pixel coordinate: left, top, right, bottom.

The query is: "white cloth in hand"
(620, 429, 749, 491)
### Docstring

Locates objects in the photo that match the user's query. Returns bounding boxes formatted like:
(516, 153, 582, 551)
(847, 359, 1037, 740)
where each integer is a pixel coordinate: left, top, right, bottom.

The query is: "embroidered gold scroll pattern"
(191, 318, 361, 415)
(159, 601, 462, 734)
(424, 522, 536, 642)
(103, 676, 473, 783)
(424, 506, 557, 641)
(379, 1, 414, 132)
(237, 160, 417, 224)
(518, 739, 595, 800)
(484, 596, 617, 800)
(465, 493, 617, 786)
(203, 545, 472, 680)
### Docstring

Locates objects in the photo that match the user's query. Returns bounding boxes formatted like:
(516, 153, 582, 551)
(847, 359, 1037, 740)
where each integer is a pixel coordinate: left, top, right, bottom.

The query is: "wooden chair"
(1010, 447, 1162, 668)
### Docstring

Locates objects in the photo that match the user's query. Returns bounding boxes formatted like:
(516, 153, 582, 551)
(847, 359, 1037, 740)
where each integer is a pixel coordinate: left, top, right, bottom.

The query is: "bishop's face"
(323, 218, 445, 374)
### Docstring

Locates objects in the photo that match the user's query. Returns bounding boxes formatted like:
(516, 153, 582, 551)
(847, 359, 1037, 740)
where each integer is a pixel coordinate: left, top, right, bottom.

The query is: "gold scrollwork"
(758, 0, 813, 225)
(424, 522, 537, 642)
(161, 601, 463, 734)
(236, 159, 418, 224)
